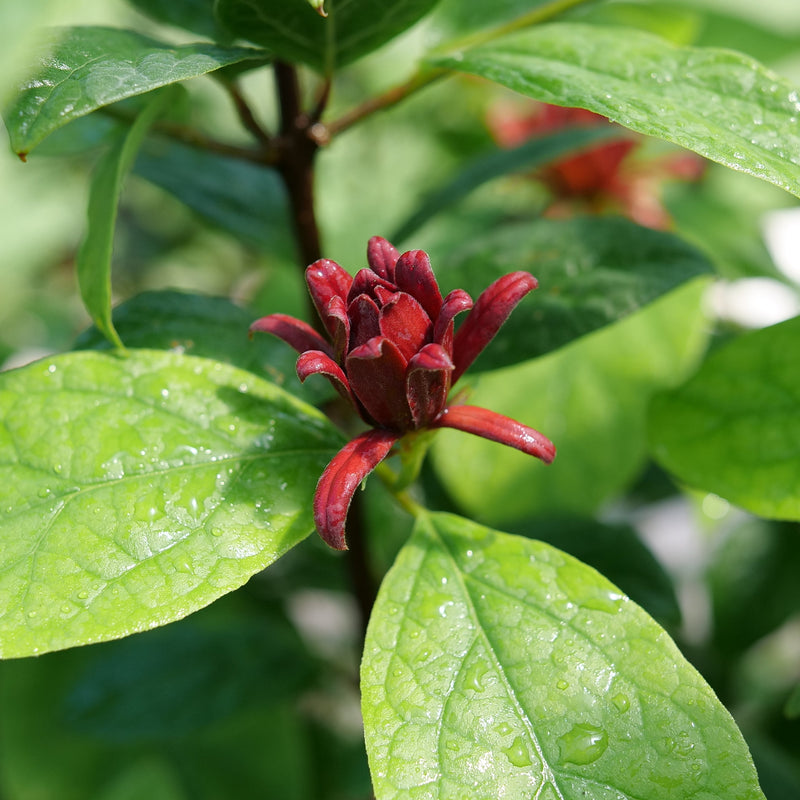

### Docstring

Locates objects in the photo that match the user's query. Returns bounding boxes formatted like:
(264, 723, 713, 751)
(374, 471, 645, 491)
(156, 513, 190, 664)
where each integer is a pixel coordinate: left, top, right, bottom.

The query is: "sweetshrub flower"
(251, 237, 555, 549)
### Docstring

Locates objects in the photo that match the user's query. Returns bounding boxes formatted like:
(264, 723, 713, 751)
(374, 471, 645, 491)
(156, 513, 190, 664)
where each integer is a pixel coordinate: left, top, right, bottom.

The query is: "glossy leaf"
(509, 517, 681, 628)
(432, 280, 709, 522)
(215, 0, 441, 72)
(649, 315, 800, 520)
(77, 89, 175, 350)
(391, 127, 619, 243)
(4, 26, 262, 156)
(362, 511, 765, 799)
(433, 216, 713, 370)
(0, 349, 342, 658)
(432, 23, 800, 198)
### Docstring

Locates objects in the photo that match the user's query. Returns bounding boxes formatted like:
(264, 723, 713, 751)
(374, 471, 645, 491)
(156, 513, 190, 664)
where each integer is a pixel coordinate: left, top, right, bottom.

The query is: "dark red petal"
(250, 314, 334, 358)
(346, 337, 413, 431)
(452, 271, 538, 383)
(433, 288, 473, 353)
(296, 350, 357, 408)
(432, 405, 555, 463)
(379, 291, 433, 362)
(325, 295, 350, 360)
(367, 236, 399, 282)
(394, 250, 443, 320)
(314, 430, 399, 550)
(347, 268, 396, 305)
(348, 294, 381, 351)
(306, 259, 352, 336)
(406, 343, 453, 429)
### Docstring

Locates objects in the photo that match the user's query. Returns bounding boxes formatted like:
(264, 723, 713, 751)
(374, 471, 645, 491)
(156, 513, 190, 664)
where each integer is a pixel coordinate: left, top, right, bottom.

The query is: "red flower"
(488, 102, 705, 229)
(251, 237, 555, 549)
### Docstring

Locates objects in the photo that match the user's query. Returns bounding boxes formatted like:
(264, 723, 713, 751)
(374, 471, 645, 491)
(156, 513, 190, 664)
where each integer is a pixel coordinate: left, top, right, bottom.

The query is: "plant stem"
(274, 61, 325, 266)
(326, 67, 445, 137)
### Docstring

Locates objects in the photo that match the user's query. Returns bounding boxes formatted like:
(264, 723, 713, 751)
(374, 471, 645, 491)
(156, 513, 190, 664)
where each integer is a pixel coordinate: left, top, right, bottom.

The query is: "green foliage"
(650, 315, 800, 520)
(362, 512, 765, 799)
(3, 0, 800, 796)
(433, 280, 709, 521)
(433, 23, 800, 197)
(4, 26, 262, 155)
(0, 350, 341, 657)
(432, 217, 713, 369)
(215, 0, 441, 72)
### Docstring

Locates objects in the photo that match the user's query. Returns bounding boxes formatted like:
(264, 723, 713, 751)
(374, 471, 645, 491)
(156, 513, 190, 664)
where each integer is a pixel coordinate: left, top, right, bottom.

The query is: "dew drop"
(611, 692, 630, 712)
(60, 604, 71, 615)
(494, 722, 513, 736)
(27, 610, 37, 618)
(556, 679, 569, 690)
(37, 487, 51, 498)
(464, 659, 490, 692)
(503, 736, 532, 768)
(77, 590, 89, 600)
(557, 723, 608, 766)
(53, 463, 63, 475)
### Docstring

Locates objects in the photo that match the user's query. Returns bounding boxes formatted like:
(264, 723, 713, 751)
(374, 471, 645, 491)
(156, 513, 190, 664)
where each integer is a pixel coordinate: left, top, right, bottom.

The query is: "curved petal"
(324, 295, 350, 360)
(452, 271, 538, 383)
(367, 236, 399, 282)
(347, 268, 396, 305)
(406, 343, 453, 429)
(394, 250, 443, 320)
(296, 350, 357, 409)
(250, 314, 334, 358)
(379, 291, 433, 363)
(314, 430, 399, 550)
(348, 294, 382, 351)
(432, 404, 556, 464)
(346, 336, 412, 431)
(306, 259, 352, 335)
(433, 288, 473, 353)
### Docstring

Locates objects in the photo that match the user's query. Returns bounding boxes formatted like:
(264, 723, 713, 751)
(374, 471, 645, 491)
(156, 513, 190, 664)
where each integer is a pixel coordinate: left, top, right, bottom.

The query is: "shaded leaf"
(362, 511, 765, 799)
(391, 126, 619, 243)
(649, 315, 800, 520)
(433, 216, 713, 370)
(432, 23, 800, 198)
(77, 89, 176, 350)
(707, 519, 800, 656)
(4, 26, 263, 155)
(0, 349, 342, 658)
(73, 290, 332, 405)
(215, 0, 441, 72)
(127, 0, 229, 41)
(432, 280, 709, 522)
(134, 139, 293, 256)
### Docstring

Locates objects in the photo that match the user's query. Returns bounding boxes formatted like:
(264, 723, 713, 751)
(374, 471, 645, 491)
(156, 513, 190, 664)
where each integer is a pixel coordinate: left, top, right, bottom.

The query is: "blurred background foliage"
(1, 0, 800, 798)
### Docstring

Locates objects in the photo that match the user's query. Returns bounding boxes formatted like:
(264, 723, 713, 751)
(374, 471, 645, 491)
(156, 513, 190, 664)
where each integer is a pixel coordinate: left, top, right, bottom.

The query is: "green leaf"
(73, 289, 331, 406)
(432, 279, 709, 522)
(649, 315, 800, 520)
(431, 23, 800, 198)
(0, 609, 314, 800)
(77, 89, 175, 350)
(431, 216, 713, 370)
(391, 127, 620, 243)
(0, 349, 342, 658)
(4, 26, 263, 156)
(126, 0, 229, 41)
(362, 511, 765, 799)
(215, 0, 441, 72)
(707, 519, 800, 656)
(509, 517, 681, 628)
(133, 139, 293, 256)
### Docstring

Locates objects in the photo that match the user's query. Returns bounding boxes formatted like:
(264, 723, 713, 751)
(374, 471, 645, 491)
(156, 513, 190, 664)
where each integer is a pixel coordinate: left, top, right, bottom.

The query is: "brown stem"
(273, 61, 325, 267)
(226, 82, 272, 146)
(326, 68, 445, 137)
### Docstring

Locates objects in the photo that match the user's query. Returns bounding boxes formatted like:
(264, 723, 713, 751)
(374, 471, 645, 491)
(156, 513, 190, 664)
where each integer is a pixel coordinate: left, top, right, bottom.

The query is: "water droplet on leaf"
(503, 736, 532, 768)
(557, 723, 608, 765)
